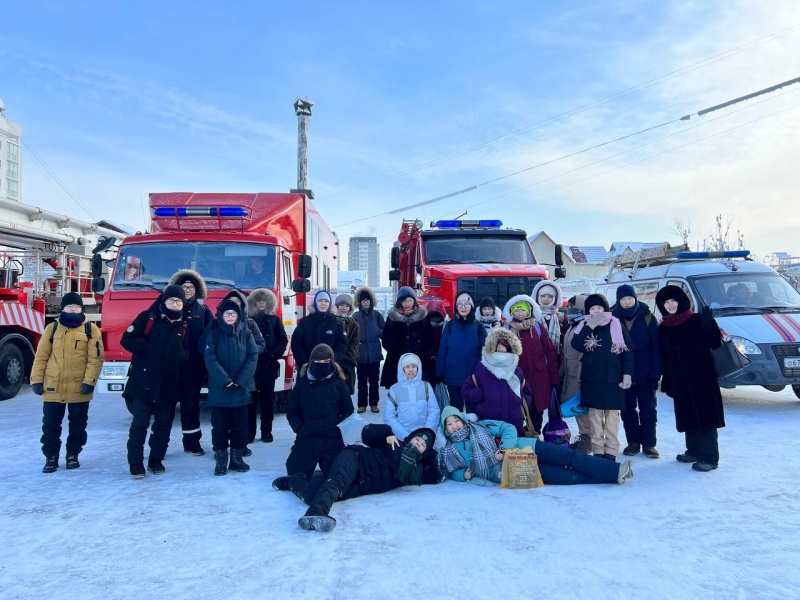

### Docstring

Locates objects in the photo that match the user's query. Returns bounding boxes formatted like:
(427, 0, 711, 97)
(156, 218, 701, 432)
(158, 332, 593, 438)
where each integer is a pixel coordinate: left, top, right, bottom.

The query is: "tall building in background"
(348, 237, 380, 287)
(0, 99, 23, 201)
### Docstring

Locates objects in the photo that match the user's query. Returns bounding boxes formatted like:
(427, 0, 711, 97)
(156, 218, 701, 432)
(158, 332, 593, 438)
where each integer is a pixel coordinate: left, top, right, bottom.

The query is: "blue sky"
(2, 1, 799, 282)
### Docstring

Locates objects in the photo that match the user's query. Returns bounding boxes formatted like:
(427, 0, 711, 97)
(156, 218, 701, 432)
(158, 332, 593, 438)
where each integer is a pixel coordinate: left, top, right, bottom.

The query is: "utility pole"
(292, 98, 314, 198)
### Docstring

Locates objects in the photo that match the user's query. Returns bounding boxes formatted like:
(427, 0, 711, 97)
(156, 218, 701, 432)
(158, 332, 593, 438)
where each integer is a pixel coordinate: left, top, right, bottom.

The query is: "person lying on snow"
(439, 406, 634, 486)
(272, 424, 442, 532)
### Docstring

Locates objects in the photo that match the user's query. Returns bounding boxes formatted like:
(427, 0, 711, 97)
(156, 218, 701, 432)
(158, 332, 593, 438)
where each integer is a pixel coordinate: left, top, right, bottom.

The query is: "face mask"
(58, 311, 84, 328)
(161, 304, 183, 321)
(309, 362, 334, 379)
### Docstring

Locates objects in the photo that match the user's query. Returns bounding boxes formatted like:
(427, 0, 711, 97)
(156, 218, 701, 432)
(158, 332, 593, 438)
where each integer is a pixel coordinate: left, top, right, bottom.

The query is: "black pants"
(41, 401, 90, 457)
(685, 428, 719, 465)
(248, 376, 277, 441)
(299, 448, 363, 516)
(127, 396, 176, 465)
(622, 384, 658, 447)
(356, 362, 380, 408)
(210, 405, 248, 451)
(286, 437, 344, 479)
(177, 365, 204, 448)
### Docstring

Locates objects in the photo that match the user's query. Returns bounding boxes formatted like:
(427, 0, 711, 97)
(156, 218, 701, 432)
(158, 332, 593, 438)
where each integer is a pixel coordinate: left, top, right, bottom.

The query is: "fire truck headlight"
(727, 336, 762, 355)
(101, 365, 129, 379)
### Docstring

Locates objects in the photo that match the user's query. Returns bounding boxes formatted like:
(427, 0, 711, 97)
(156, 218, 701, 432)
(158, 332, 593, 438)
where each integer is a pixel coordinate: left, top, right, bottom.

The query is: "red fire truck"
(389, 219, 565, 315)
(96, 191, 337, 406)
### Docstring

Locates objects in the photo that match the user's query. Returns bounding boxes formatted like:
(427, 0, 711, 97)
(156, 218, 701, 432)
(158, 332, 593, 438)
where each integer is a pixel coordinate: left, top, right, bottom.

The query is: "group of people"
(30, 273, 725, 532)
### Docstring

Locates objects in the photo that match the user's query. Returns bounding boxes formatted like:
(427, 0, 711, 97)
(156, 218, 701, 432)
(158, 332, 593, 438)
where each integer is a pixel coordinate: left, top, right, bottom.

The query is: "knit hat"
(584, 293, 610, 314)
(616, 284, 637, 302)
(440, 405, 466, 430)
(511, 300, 532, 315)
(162, 284, 186, 303)
(455, 292, 474, 308)
(313, 290, 332, 313)
(334, 294, 354, 310)
(217, 299, 240, 316)
(309, 343, 335, 363)
(479, 297, 497, 310)
(396, 286, 417, 305)
(61, 292, 84, 309)
(405, 427, 436, 453)
(655, 285, 692, 315)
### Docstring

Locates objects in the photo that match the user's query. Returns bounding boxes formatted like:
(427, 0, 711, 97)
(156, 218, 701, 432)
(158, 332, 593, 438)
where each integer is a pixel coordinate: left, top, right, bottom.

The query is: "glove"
(586, 313, 605, 329)
(651, 379, 660, 391)
(619, 374, 632, 390)
(31, 383, 44, 396)
(700, 306, 715, 329)
(80, 383, 95, 395)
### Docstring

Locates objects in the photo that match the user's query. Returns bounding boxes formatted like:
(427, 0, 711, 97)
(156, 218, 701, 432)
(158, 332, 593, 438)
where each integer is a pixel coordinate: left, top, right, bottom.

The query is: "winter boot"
(370, 406, 380, 414)
(643, 446, 660, 459)
(42, 455, 59, 473)
(228, 449, 250, 473)
(65, 453, 80, 469)
(184, 444, 205, 457)
(692, 462, 718, 472)
(622, 443, 641, 456)
(572, 434, 592, 454)
(298, 511, 337, 532)
(214, 450, 228, 476)
(130, 463, 146, 479)
(242, 445, 253, 457)
(272, 475, 291, 491)
(147, 459, 166, 475)
(617, 460, 635, 484)
(261, 432, 274, 443)
(676, 453, 698, 463)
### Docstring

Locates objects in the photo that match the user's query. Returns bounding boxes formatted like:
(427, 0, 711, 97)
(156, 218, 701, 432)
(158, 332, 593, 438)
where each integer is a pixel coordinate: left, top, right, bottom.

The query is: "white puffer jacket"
(384, 353, 440, 441)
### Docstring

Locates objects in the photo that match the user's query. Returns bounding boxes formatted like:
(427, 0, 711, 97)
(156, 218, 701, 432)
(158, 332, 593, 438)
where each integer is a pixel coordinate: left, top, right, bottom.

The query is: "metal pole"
(293, 99, 314, 191)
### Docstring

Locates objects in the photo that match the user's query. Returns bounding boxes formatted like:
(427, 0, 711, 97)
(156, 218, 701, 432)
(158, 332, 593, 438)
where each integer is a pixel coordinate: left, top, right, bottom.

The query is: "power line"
(324, 23, 800, 201)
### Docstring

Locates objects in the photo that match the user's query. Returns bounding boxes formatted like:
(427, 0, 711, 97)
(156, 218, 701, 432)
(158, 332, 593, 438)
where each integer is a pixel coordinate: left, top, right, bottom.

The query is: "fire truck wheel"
(793, 385, 800, 401)
(0, 344, 25, 400)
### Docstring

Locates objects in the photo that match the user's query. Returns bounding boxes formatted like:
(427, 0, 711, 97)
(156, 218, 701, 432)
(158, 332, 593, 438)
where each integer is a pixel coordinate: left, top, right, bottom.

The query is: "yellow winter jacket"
(30, 316, 104, 403)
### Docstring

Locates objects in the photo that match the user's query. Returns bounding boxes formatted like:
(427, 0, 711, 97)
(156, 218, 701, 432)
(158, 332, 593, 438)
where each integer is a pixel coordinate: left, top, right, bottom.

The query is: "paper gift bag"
(500, 447, 544, 489)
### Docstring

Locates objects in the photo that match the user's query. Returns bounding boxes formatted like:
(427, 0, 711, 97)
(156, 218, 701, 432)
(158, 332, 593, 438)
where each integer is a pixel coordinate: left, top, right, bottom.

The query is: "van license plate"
(784, 358, 800, 368)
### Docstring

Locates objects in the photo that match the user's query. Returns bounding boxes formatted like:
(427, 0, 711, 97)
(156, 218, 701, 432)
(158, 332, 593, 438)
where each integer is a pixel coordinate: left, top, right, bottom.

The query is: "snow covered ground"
(1, 385, 799, 600)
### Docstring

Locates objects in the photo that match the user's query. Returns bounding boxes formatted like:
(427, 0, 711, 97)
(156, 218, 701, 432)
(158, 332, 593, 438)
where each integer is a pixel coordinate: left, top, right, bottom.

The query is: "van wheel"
(0, 344, 25, 400)
(793, 385, 800, 401)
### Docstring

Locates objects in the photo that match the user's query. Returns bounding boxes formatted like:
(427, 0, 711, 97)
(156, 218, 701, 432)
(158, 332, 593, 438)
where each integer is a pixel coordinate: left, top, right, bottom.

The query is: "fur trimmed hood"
(247, 288, 277, 316)
(168, 269, 208, 300)
(483, 327, 523, 356)
(354, 285, 378, 309)
(387, 304, 428, 324)
(478, 306, 502, 323)
(502, 294, 543, 322)
(532, 280, 563, 310)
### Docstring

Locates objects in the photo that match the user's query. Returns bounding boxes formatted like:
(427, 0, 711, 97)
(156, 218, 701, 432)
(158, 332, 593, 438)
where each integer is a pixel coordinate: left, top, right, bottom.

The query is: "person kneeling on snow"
(272, 424, 442, 532)
(440, 407, 635, 486)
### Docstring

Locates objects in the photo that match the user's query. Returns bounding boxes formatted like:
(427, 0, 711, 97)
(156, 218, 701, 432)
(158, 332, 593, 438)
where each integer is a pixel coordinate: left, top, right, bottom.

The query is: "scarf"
(541, 312, 562, 353)
(394, 445, 423, 485)
(574, 313, 628, 354)
(160, 303, 183, 322)
(308, 362, 335, 383)
(440, 421, 501, 479)
(481, 353, 521, 397)
(58, 311, 84, 328)
(661, 310, 695, 327)
(617, 302, 638, 320)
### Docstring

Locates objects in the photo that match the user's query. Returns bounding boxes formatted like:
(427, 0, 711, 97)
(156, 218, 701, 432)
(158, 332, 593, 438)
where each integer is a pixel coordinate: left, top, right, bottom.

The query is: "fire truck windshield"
(113, 242, 277, 290)
(423, 235, 534, 265)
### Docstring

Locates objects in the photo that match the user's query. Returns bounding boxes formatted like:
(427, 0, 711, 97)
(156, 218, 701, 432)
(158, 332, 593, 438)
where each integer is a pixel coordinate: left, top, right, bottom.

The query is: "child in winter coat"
(353, 286, 385, 413)
(461, 328, 533, 438)
(440, 407, 634, 485)
(291, 290, 348, 369)
(334, 293, 360, 396)
(204, 297, 259, 476)
(612, 284, 662, 459)
(656, 285, 725, 472)
(503, 294, 560, 435)
(436, 292, 486, 411)
(561, 295, 592, 454)
(381, 286, 431, 391)
(424, 299, 447, 385)
(273, 424, 441, 532)
(285, 343, 354, 479)
(247, 288, 288, 443)
(31, 292, 104, 473)
(533, 280, 567, 358)
(385, 353, 440, 442)
(477, 296, 503, 332)
(123, 285, 189, 478)
(571, 293, 634, 461)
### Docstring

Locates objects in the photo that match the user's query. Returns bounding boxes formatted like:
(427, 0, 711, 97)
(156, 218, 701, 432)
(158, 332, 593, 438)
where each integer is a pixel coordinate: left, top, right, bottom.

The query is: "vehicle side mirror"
(91, 254, 104, 279)
(92, 278, 106, 293)
(390, 247, 400, 269)
(554, 266, 567, 280)
(389, 269, 400, 282)
(555, 244, 564, 267)
(297, 255, 312, 279)
(292, 279, 311, 293)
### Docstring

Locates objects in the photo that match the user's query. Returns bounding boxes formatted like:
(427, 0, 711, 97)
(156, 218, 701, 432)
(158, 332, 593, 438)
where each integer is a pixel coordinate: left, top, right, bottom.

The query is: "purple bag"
(543, 388, 571, 447)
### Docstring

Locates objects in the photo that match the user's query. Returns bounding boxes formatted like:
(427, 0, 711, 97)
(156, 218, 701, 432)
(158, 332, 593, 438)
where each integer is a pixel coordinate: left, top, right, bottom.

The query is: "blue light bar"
(433, 219, 503, 228)
(676, 250, 750, 259)
(153, 206, 250, 218)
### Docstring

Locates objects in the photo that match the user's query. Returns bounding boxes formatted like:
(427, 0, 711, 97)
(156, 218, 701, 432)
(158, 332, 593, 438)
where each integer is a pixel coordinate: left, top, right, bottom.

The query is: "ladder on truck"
(604, 243, 691, 278)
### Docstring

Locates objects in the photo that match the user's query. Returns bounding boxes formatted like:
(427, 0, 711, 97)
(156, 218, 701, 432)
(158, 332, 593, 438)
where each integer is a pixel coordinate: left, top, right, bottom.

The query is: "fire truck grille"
(457, 276, 544, 310)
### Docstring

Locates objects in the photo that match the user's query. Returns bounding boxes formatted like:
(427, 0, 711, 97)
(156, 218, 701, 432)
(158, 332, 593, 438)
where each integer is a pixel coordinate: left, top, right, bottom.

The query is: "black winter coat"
(659, 314, 725, 432)
(353, 308, 385, 364)
(612, 301, 662, 386)
(179, 298, 213, 375)
(287, 366, 354, 441)
(380, 305, 431, 388)
(571, 321, 634, 409)
(347, 424, 442, 495)
(291, 310, 348, 368)
(204, 316, 259, 408)
(121, 299, 188, 401)
(251, 312, 288, 380)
